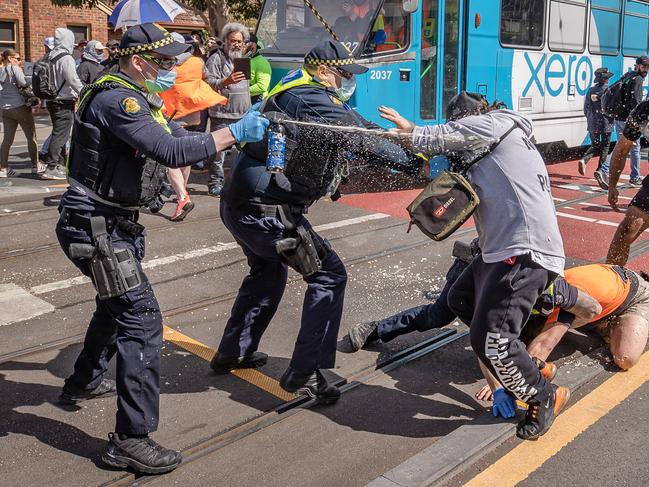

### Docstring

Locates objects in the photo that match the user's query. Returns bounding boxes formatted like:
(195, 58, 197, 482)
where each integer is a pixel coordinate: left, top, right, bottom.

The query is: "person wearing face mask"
(55, 23, 269, 475)
(76, 40, 109, 84)
(211, 39, 421, 403)
(204, 22, 252, 197)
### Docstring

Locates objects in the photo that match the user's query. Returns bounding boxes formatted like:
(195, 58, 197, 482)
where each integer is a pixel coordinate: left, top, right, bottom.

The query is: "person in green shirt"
(246, 34, 272, 103)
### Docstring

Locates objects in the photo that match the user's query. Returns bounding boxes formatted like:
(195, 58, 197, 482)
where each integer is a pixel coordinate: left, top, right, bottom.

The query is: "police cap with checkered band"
(118, 23, 191, 58)
(304, 39, 368, 75)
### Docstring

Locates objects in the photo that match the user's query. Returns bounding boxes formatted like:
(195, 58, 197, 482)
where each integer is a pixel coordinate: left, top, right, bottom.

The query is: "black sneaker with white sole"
(101, 433, 182, 474)
(59, 378, 117, 405)
(594, 170, 609, 190)
(279, 368, 341, 405)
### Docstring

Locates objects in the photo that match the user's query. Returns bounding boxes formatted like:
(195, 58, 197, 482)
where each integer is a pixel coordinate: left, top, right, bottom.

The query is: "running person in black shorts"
(606, 100, 649, 265)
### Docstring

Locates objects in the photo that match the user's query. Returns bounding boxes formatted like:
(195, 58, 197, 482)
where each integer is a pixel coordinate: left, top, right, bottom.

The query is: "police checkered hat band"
(305, 57, 354, 67)
(304, 40, 368, 75)
(117, 23, 190, 58)
(118, 34, 174, 56)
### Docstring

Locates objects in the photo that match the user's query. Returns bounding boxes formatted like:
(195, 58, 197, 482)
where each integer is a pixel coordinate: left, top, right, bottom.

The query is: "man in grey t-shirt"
(380, 92, 569, 440)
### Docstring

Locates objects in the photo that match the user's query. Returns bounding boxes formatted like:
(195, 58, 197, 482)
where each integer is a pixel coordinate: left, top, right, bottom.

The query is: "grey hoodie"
(204, 48, 251, 120)
(411, 110, 564, 275)
(49, 28, 83, 100)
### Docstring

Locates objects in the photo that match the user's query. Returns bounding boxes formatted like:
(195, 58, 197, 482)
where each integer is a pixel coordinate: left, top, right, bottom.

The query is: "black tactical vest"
(67, 82, 167, 208)
(243, 92, 343, 202)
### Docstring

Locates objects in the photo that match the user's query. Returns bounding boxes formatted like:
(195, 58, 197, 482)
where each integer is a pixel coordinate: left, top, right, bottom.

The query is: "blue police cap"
(305, 40, 368, 75)
(118, 23, 190, 58)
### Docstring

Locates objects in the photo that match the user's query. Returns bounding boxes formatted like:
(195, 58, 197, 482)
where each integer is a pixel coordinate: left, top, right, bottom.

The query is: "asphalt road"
(2, 121, 649, 487)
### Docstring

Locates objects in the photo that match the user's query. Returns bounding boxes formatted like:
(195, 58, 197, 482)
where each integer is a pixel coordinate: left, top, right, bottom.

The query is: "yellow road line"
(162, 324, 297, 402)
(47, 183, 69, 188)
(466, 352, 649, 486)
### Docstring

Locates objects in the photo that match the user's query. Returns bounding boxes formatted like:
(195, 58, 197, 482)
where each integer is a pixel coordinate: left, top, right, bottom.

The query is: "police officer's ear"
(315, 64, 336, 87)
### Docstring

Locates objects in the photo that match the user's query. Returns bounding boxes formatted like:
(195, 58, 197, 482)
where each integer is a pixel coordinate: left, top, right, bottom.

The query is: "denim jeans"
(600, 120, 642, 180)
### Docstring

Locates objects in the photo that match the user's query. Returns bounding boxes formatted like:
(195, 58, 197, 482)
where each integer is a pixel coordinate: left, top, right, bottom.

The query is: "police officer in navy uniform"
(212, 40, 420, 402)
(55, 23, 268, 474)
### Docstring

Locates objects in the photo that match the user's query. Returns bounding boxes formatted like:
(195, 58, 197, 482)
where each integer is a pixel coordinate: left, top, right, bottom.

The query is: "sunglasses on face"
(140, 54, 177, 70)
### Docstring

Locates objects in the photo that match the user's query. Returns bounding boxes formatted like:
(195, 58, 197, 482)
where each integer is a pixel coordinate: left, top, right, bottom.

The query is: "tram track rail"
(0, 221, 470, 364)
(101, 327, 469, 487)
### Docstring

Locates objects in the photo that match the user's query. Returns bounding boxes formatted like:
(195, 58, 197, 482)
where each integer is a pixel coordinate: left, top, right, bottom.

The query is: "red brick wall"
(3, 1, 208, 62)
(25, 0, 108, 62)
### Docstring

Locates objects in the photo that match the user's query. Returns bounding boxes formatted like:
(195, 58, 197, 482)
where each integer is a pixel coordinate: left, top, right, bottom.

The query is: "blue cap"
(304, 40, 368, 75)
(118, 23, 190, 58)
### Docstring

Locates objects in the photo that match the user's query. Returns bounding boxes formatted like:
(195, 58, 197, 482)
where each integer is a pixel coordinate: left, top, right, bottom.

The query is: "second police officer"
(55, 24, 269, 474)
(211, 40, 421, 402)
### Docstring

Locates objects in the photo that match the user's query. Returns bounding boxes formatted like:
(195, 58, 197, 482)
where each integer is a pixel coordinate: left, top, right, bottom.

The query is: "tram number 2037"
(370, 70, 392, 80)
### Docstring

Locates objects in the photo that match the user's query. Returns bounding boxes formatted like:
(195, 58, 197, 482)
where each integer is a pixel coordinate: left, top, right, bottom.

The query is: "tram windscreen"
(256, 0, 384, 57)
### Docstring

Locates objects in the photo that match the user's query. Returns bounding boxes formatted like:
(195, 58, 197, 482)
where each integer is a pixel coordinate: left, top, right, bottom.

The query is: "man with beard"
(204, 23, 252, 197)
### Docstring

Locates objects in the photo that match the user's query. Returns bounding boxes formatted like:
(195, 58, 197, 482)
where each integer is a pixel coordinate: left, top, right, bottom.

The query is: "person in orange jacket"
(161, 33, 227, 221)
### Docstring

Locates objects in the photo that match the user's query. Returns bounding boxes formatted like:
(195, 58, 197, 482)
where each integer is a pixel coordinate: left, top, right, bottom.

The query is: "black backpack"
(600, 72, 637, 119)
(32, 52, 70, 100)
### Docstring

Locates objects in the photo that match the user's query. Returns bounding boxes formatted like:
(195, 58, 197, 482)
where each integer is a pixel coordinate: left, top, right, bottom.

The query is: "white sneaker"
(0, 168, 16, 178)
(32, 162, 46, 175)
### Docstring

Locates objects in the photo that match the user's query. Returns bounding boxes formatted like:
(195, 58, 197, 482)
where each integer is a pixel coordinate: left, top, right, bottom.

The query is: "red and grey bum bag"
(406, 171, 479, 241)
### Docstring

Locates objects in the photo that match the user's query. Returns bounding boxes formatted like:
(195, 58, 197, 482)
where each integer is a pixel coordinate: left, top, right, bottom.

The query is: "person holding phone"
(204, 22, 252, 197)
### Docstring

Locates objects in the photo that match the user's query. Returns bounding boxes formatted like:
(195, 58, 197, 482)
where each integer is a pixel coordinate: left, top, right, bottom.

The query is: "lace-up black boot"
(101, 433, 182, 474)
(279, 368, 341, 405)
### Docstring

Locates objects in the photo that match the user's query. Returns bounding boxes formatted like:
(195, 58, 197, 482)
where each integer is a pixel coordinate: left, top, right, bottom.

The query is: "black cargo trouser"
(447, 254, 555, 404)
(46, 100, 75, 167)
(583, 131, 612, 170)
(56, 209, 162, 435)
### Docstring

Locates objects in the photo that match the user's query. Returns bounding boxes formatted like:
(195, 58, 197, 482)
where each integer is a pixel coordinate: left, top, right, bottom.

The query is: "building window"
(500, 0, 546, 49)
(623, 0, 649, 57)
(0, 21, 17, 50)
(67, 25, 90, 45)
(589, 0, 620, 55)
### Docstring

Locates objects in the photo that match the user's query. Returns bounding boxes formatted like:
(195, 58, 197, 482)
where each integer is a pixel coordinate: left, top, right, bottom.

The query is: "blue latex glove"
(492, 387, 517, 419)
(229, 110, 270, 144)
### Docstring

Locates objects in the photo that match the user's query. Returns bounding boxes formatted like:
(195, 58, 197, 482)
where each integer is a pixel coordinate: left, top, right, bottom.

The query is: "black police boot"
(101, 433, 182, 474)
(516, 384, 570, 440)
(279, 368, 341, 405)
(348, 321, 380, 351)
(210, 351, 268, 375)
(59, 378, 117, 405)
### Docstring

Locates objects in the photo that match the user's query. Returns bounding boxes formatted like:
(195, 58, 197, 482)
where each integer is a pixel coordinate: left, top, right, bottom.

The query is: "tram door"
(419, 0, 465, 122)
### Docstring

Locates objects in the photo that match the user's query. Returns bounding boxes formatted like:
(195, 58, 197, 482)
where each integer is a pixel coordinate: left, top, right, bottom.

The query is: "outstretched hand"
(379, 106, 415, 132)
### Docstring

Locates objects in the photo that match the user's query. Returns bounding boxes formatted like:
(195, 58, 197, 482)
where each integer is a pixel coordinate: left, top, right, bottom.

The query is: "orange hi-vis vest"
(548, 264, 635, 324)
(160, 56, 226, 120)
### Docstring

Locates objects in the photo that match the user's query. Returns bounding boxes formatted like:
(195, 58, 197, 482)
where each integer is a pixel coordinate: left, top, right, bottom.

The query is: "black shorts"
(630, 184, 649, 213)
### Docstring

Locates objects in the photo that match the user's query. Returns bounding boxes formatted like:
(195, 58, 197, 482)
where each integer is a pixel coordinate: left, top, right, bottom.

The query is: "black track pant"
(583, 131, 612, 171)
(447, 254, 555, 404)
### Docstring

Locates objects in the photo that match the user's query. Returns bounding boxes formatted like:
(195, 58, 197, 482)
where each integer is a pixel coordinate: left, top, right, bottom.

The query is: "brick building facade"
(0, 0, 207, 63)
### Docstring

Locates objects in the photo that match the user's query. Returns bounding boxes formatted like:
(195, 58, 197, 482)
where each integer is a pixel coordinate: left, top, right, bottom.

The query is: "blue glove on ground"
(229, 110, 270, 144)
(492, 387, 517, 419)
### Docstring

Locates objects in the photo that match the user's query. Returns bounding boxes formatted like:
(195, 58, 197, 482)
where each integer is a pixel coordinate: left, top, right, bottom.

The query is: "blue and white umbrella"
(109, 0, 186, 30)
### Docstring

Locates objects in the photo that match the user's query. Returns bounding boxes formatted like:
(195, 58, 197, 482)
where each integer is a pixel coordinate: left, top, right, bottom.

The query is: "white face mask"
(336, 76, 357, 102)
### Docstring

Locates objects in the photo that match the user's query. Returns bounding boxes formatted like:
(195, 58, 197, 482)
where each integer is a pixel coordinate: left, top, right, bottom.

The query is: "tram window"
(499, 0, 546, 48)
(623, 1, 649, 57)
(548, 0, 586, 53)
(362, 0, 411, 55)
(442, 0, 461, 116)
(420, 0, 439, 119)
(589, 0, 620, 55)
